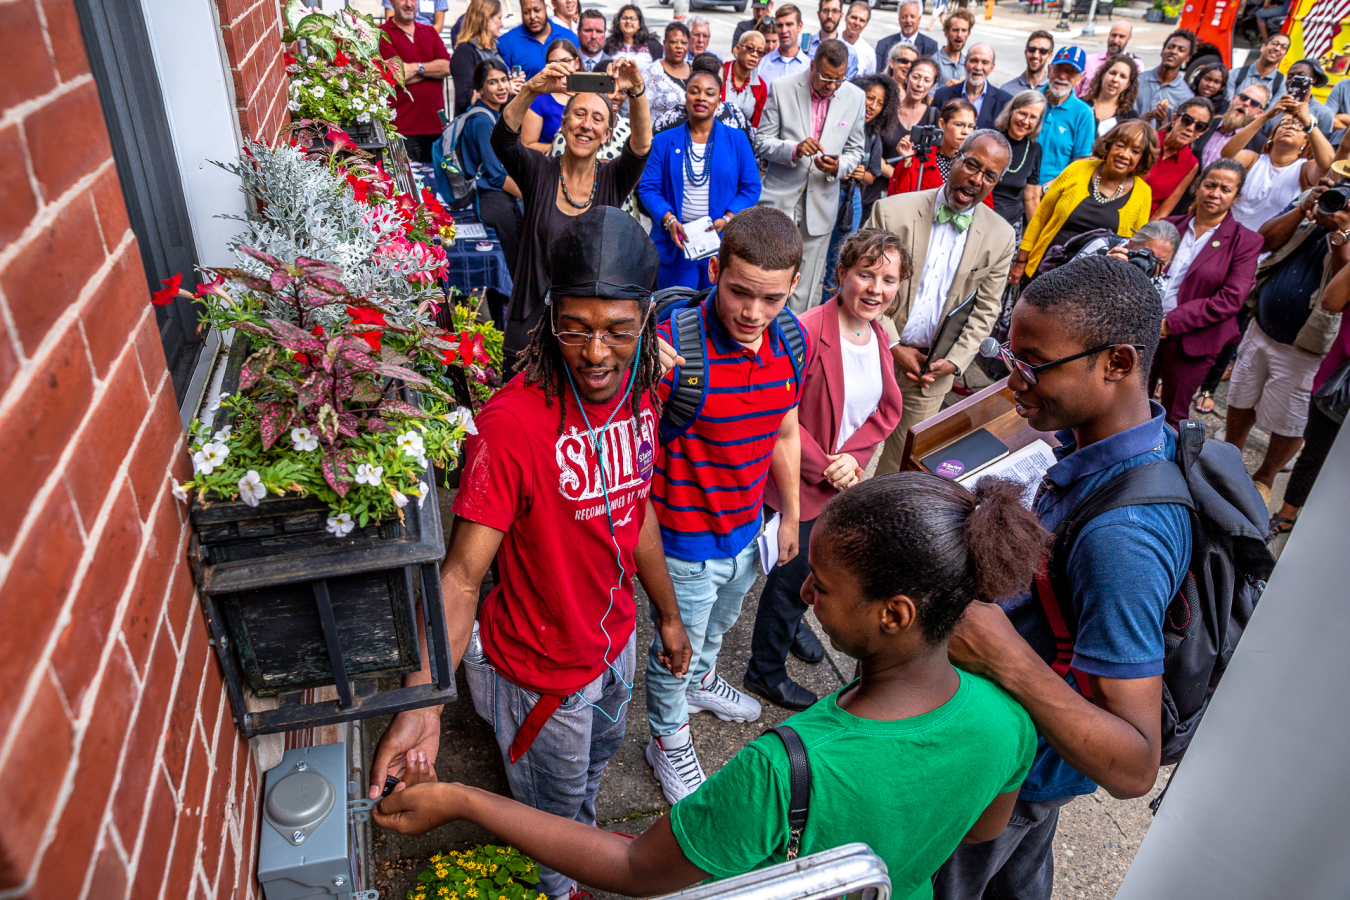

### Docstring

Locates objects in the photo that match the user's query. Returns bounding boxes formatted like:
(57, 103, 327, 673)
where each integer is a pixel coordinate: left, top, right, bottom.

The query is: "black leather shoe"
(743, 673, 818, 711)
(790, 623, 826, 664)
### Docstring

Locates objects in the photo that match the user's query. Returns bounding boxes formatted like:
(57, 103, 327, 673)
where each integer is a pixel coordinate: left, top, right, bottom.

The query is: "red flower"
(295, 325, 325, 365)
(440, 344, 461, 366)
(458, 330, 489, 366)
(334, 49, 351, 67)
(151, 273, 182, 306)
(326, 127, 357, 153)
(346, 171, 371, 203)
(346, 305, 386, 352)
(284, 51, 297, 65)
(195, 273, 229, 300)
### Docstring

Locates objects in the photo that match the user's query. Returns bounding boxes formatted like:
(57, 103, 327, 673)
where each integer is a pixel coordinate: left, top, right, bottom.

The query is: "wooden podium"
(903, 376, 1061, 472)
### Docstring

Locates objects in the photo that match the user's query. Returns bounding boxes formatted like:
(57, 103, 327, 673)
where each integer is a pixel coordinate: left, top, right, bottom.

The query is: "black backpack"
(653, 287, 808, 444)
(1033, 419, 1275, 768)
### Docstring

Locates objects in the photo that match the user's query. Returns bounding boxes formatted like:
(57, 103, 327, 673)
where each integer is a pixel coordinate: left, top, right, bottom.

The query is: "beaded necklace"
(559, 157, 600, 209)
(1004, 136, 1032, 176)
(1090, 170, 1126, 204)
(683, 123, 716, 187)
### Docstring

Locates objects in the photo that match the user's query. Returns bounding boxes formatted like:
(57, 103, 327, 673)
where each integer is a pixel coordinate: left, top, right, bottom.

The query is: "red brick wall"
(0, 1, 290, 897)
(215, 0, 290, 140)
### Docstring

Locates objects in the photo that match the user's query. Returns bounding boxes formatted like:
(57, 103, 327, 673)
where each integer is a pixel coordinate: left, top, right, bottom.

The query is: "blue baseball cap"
(1052, 46, 1087, 72)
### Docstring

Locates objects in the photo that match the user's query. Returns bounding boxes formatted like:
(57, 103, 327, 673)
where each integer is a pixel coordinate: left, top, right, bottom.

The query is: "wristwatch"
(1331, 229, 1350, 247)
(417, 62, 425, 76)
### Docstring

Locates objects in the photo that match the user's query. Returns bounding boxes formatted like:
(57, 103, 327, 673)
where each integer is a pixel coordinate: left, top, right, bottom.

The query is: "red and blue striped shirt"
(653, 293, 811, 561)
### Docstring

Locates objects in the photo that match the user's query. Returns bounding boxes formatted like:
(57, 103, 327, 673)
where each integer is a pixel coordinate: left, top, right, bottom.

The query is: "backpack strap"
(1035, 458, 1195, 697)
(775, 307, 808, 387)
(659, 305, 709, 444)
(765, 726, 811, 861)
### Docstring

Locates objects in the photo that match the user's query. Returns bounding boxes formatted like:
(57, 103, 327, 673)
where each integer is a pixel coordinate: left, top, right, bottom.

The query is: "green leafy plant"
(282, 1, 400, 128)
(409, 847, 542, 900)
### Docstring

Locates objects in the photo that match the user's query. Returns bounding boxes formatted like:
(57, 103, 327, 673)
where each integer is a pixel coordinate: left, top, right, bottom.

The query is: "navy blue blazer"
(876, 31, 939, 66)
(636, 120, 762, 267)
(931, 81, 1013, 131)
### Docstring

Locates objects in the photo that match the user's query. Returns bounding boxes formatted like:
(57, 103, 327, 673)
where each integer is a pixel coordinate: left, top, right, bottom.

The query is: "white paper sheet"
(681, 216, 721, 261)
(758, 511, 782, 575)
(958, 439, 1057, 507)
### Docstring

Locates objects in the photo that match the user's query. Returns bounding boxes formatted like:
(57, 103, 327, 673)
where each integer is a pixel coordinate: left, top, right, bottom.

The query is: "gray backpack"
(439, 106, 493, 203)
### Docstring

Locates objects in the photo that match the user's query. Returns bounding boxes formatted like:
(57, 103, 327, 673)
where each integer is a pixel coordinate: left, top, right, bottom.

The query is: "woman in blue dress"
(636, 65, 761, 290)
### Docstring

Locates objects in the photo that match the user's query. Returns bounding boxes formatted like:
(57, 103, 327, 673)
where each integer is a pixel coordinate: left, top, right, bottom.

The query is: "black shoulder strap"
(776, 308, 807, 381)
(1045, 459, 1195, 640)
(1236, 63, 1252, 87)
(766, 725, 811, 860)
(660, 306, 707, 443)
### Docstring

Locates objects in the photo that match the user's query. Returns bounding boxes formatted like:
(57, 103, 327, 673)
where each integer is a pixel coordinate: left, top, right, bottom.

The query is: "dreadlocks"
(517, 299, 664, 435)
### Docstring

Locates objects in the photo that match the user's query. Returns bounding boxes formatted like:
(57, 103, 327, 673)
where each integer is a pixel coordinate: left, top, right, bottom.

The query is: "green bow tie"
(936, 203, 973, 233)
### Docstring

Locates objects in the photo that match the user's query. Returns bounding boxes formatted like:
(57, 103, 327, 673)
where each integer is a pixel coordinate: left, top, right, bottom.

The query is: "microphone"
(979, 337, 1001, 359)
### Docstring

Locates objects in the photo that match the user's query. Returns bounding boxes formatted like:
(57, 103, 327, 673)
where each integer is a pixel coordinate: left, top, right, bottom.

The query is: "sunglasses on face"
(1026, 46, 1051, 55)
(1233, 94, 1263, 109)
(1175, 111, 1209, 130)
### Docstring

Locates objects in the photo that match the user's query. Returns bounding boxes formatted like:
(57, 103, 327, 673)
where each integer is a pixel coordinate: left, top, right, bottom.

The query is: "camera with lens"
(1125, 246, 1162, 278)
(1318, 185, 1350, 216)
(910, 124, 943, 158)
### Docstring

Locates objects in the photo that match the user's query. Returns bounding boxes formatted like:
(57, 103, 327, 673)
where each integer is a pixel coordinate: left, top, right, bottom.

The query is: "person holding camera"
(637, 64, 762, 290)
(1149, 158, 1264, 428)
(1060, 220, 1180, 295)
(492, 55, 652, 366)
(1222, 90, 1334, 233)
(1224, 168, 1350, 512)
(887, 99, 988, 204)
(1012, 120, 1156, 284)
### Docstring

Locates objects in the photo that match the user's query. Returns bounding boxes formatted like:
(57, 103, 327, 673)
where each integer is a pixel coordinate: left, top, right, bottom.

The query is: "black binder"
(919, 290, 978, 376)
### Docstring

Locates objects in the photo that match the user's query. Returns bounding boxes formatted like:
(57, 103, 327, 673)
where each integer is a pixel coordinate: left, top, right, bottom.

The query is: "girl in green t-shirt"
(374, 473, 1044, 900)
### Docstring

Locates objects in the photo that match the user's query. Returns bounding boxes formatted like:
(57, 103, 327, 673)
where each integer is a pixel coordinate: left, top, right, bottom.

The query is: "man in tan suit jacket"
(865, 130, 1015, 474)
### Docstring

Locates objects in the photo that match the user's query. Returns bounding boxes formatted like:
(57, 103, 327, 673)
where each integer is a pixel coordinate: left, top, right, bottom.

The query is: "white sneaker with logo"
(645, 724, 706, 805)
(686, 668, 762, 723)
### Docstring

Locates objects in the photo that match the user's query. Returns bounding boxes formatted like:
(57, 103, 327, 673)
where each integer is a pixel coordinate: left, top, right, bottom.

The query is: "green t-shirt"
(669, 670, 1036, 900)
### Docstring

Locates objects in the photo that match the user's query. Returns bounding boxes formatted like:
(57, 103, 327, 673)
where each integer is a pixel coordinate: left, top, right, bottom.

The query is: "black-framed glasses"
(1233, 93, 1264, 109)
(1026, 46, 1052, 55)
(956, 153, 1002, 186)
(990, 341, 1145, 385)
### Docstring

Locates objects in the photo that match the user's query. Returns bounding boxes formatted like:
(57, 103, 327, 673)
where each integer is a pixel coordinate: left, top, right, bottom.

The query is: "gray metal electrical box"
(257, 743, 378, 900)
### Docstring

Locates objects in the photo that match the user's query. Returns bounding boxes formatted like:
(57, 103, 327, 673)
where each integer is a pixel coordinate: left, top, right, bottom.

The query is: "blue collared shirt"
(497, 21, 579, 79)
(1134, 67, 1195, 119)
(1038, 89, 1096, 183)
(756, 47, 812, 84)
(1001, 401, 1191, 802)
(805, 31, 858, 79)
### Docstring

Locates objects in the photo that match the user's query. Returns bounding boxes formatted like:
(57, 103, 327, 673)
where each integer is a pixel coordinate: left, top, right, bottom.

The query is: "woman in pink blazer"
(745, 229, 908, 711)
(1152, 158, 1264, 427)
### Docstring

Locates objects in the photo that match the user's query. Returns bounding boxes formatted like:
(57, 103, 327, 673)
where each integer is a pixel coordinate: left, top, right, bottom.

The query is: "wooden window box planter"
(188, 336, 457, 739)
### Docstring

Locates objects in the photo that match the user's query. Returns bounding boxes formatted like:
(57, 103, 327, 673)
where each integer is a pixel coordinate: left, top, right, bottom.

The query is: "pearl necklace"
(1090, 171, 1126, 204)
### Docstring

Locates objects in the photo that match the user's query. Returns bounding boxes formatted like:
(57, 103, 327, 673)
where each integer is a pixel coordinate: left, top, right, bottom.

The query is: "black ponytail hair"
(815, 472, 1047, 642)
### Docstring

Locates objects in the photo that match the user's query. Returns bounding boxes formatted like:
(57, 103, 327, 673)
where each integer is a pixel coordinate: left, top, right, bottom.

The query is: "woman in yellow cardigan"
(1008, 120, 1158, 284)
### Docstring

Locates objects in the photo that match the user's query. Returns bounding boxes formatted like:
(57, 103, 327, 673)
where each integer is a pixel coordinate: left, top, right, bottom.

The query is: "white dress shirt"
(899, 188, 970, 347)
(847, 36, 876, 77)
(1161, 219, 1216, 314)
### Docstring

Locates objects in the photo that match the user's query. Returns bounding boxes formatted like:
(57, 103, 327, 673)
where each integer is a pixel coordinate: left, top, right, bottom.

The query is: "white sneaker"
(646, 725, 706, 805)
(687, 669, 762, 723)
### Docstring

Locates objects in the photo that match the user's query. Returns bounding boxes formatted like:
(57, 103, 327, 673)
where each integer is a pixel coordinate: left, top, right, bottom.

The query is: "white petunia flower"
(354, 463, 383, 486)
(326, 512, 356, 537)
(307, 54, 318, 64)
(214, 424, 233, 442)
(416, 453, 429, 471)
(396, 431, 425, 457)
(391, 489, 408, 509)
(171, 479, 189, 502)
(291, 426, 319, 452)
(357, 112, 371, 124)
(288, 99, 301, 112)
(237, 470, 266, 507)
(448, 406, 479, 436)
(417, 481, 429, 509)
(192, 442, 230, 475)
(312, 84, 326, 99)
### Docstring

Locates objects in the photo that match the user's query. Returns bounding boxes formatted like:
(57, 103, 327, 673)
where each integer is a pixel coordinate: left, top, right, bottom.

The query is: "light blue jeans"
(464, 623, 636, 898)
(645, 541, 760, 737)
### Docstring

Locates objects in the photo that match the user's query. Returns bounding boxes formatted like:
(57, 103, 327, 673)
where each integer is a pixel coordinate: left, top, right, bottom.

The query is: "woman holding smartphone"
(521, 38, 581, 151)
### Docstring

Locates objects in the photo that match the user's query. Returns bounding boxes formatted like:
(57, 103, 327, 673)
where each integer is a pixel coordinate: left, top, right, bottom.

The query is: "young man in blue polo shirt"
(499, 0, 578, 79)
(645, 207, 811, 806)
(1038, 46, 1096, 183)
(934, 254, 1191, 900)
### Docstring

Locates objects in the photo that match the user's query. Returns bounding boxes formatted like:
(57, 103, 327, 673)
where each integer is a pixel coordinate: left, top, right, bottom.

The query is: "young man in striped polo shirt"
(645, 207, 812, 804)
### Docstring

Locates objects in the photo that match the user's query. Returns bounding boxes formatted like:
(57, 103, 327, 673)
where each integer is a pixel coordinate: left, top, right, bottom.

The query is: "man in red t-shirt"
(379, 0, 452, 161)
(368, 208, 691, 900)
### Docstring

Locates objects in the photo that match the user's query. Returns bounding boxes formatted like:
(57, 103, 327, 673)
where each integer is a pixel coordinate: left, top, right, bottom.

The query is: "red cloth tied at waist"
(508, 693, 566, 764)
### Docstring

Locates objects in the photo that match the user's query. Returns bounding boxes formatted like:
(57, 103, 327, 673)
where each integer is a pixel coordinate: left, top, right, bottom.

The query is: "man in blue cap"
(1038, 46, 1096, 184)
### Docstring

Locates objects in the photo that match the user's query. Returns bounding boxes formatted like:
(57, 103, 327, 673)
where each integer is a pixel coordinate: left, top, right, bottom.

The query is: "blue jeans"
(645, 541, 760, 737)
(821, 184, 862, 303)
(464, 623, 636, 898)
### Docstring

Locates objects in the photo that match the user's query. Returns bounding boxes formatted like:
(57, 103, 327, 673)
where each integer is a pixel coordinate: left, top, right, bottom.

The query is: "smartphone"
(1288, 74, 1313, 103)
(509, 64, 524, 79)
(568, 72, 615, 93)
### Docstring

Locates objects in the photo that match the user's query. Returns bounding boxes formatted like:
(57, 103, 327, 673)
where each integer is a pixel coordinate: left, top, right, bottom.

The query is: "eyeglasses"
(1026, 46, 1052, 55)
(740, 44, 765, 56)
(553, 327, 643, 347)
(815, 72, 849, 85)
(1175, 111, 1210, 130)
(956, 153, 1002, 186)
(1233, 93, 1264, 109)
(990, 341, 1146, 386)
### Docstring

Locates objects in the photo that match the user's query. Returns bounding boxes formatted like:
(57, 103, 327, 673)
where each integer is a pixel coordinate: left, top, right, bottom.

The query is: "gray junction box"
(257, 742, 378, 900)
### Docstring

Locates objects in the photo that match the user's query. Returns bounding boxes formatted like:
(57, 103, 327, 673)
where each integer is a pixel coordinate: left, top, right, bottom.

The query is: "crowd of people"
(367, 1, 1350, 898)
